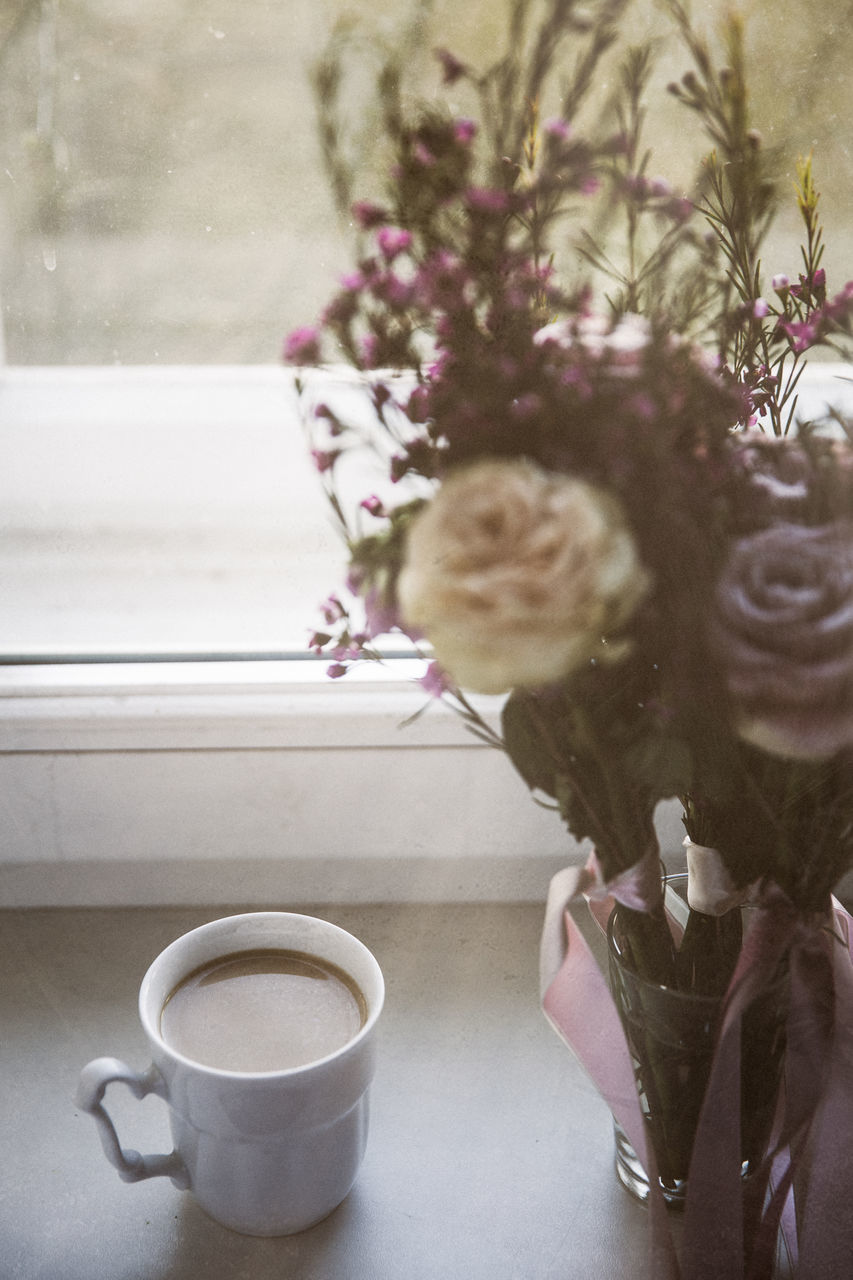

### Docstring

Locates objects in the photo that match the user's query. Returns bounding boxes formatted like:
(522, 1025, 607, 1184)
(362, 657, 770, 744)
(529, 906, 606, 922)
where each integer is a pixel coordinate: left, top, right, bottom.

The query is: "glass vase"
(607, 877, 788, 1208)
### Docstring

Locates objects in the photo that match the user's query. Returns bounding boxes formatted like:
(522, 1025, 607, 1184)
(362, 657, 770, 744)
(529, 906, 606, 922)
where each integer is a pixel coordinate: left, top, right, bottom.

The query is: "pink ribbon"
(584, 844, 664, 915)
(777, 902, 853, 1277)
(680, 889, 853, 1280)
(540, 857, 678, 1280)
(540, 861, 853, 1280)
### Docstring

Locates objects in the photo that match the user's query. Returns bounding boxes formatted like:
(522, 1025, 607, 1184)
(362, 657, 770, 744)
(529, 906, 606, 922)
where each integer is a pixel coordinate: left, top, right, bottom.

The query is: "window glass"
(2, 0, 852, 366)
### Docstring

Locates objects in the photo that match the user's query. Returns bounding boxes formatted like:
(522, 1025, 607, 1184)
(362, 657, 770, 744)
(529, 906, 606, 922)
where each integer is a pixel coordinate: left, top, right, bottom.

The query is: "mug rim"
(138, 910, 385, 1080)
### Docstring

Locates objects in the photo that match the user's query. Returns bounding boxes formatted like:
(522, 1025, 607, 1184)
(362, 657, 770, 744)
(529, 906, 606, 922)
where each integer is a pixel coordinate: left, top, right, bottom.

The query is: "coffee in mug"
(159, 948, 367, 1072)
(76, 913, 384, 1236)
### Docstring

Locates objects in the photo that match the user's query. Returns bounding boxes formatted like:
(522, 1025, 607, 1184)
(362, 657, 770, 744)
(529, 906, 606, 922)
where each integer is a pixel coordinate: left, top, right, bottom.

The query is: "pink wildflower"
(435, 48, 467, 84)
(360, 334, 381, 368)
(418, 661, 452, 698)
(321, 595, 346, 625)
(465, 186, 510, 213)
(544, 117, 572, 142)
(376, 226, 413, 260)
(340, 270, 365, 292)
(311, 448, 341, 474)
(779, 318, 819, 353)
(283, 325, 321, 364)
(377, 271, 414, 307)
(352, 200, 388, 230)
(413, 141, 436, 168)
(360, 495, 385, 517)
(667, 196, 693, 222)
(406, 385, 431, 422)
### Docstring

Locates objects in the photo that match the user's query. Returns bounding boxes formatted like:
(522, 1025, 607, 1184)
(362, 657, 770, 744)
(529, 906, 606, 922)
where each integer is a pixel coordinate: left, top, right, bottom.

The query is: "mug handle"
(76, 1057, 189, 1189)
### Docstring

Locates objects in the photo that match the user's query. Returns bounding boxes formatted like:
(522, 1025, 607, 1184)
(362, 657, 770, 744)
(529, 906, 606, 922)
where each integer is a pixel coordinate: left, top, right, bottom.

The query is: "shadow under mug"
(76, 912, 385, 1236)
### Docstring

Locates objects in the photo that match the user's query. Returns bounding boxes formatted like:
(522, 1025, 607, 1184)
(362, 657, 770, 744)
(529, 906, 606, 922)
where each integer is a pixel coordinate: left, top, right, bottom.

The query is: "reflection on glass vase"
(607, 878, 789, 1208)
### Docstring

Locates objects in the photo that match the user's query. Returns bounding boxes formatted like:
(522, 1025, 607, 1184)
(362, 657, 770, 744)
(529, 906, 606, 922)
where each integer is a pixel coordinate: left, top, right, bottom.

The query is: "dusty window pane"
(1, 1, 851, 366)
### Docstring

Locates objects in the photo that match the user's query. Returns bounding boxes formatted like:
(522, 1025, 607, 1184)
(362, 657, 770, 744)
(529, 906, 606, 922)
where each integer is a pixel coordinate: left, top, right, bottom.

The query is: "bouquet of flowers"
(285, 1, 853, 1274)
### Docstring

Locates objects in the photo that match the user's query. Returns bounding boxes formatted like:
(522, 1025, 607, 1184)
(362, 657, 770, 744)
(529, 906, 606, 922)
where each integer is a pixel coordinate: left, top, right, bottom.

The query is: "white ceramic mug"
(76, 912, 384, 1236)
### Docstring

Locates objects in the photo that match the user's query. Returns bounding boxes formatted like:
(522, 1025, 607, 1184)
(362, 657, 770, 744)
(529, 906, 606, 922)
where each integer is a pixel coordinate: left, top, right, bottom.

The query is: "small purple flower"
(283, 325, 321, 364)
(711, 521, 853, 759)
(465, 186, 510, 214)
(666, 196, 693, 223)
(340, 270, 366, 292)
(360, 333, 381, 368)
(772, 274, 790, 295)
(363, 586, 399, 639)
(752, 298, 770, 318)
(326, 662, 349, 679)
(322, 290, 359, 326)
(824, 280, 853, 322)
(321, 594, 346, 625)
(418, 661, 452, 698)
(453, 117, 477, 145)
(376, 226, 413, 260)
(434, 47, 467, 85)
(360, 495, 385, 517)
(413, 141, 436, 168)
(406, 384, 431, 423)
(332, 641, 363, 662)
(377, 271, 414, 307)
(311, 448, 341, 473)
(544, 117, 572, 142)
(352, 200, 388, 230)
(778, 318, 819, 354)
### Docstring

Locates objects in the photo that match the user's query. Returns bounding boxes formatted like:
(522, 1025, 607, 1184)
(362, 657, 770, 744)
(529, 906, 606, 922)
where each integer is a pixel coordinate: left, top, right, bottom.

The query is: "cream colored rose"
(397, 458, 651, 694)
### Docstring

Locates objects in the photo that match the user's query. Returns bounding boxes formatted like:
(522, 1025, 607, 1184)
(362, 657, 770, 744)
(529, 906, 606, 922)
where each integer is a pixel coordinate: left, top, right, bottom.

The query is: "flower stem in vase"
(613, 901, 679, 989)
(609, 880, 789, 1207)
(676, 906, 743, 997)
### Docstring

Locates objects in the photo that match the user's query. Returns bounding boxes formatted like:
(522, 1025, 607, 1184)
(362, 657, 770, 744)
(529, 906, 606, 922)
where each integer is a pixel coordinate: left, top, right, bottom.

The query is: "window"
(3, 0, 853, 662)
(2, 3, 852, 899)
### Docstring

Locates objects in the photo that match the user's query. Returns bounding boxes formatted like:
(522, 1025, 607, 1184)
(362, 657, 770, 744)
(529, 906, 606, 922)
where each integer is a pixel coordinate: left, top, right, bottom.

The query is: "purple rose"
(711, 521, 853, 759)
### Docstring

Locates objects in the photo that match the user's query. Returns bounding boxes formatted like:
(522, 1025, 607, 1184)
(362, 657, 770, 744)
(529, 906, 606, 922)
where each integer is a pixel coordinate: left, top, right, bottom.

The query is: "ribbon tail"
(794, 924, 853, 1277)
(681, 899, 797, 1280)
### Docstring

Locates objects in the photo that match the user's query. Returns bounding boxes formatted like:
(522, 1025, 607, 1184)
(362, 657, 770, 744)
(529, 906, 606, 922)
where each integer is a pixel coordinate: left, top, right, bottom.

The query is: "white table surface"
(0, 901, 658, 1280)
